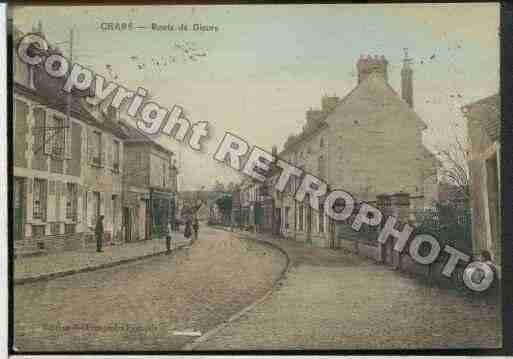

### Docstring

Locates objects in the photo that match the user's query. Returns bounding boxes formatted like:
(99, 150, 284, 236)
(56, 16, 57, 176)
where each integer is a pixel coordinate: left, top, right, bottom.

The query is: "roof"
(13, 30, 130, 139)
(462, 93, 500, 142)
(280, 71, 425, 156)
(14, 81, 98, 124)
(120, 120, 174, 155)
(12, 27, 175, 146)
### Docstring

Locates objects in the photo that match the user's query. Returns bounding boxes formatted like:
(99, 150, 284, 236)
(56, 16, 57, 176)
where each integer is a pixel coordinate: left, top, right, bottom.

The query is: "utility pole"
(66, 28, 73, 125)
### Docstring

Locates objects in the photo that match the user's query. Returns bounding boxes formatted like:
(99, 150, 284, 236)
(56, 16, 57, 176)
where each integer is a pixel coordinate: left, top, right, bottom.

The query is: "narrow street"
(14, 227, 501, 351)
(14, 227, 287, 351)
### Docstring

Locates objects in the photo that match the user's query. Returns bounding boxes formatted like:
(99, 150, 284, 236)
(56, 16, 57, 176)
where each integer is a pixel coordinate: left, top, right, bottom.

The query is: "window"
(52, 116, 66, 158)
(91, 131, 102, 166)
(320, 137, 324, 148)
(112, 140, 120, 172)
(33, 178, 47, 219)
(319, 204, 324, 233)
(285, 207, 290, 229)
(66, 183, 78, 219)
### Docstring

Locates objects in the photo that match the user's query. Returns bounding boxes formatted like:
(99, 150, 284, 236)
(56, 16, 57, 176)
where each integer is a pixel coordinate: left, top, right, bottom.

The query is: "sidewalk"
(14, 232, 192, 284)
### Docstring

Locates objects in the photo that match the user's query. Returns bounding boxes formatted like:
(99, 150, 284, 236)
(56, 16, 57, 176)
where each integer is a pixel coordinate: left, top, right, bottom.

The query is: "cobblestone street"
(14, 227, 502, 352)
(193, 231, 502, 350)
(14, 227, 287, 351)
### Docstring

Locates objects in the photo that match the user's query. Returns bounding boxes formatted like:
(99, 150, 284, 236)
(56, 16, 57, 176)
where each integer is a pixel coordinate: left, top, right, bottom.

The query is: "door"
(122, 207, 131, 242)
(145, 199, 152, 240)
(306, 202, 312, 242)
(275, 208, 281, 236)
(14, 177, 25, 241)
(329, 218, 337, 249)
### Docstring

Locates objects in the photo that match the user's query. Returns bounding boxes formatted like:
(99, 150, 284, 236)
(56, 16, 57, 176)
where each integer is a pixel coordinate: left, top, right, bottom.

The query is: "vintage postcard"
(10, 3, 502, 352)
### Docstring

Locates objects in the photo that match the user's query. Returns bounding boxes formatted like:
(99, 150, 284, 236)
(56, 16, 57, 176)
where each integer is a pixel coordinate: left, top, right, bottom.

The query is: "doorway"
(14, 177, 25, 241)
(122, 206, 131, 242)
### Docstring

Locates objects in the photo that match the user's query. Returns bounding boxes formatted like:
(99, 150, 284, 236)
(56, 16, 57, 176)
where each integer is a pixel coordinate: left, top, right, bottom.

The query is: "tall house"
(13, 27, 128, 255)
(276, 54, 439, 248)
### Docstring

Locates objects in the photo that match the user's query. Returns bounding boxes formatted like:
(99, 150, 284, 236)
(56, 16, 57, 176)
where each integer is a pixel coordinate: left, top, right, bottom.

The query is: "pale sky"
(13, 3, 500, 191)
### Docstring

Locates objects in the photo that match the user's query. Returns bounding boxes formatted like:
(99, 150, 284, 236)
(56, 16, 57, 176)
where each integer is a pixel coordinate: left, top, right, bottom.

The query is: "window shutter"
(73, 184, 78, 221)
(42, 180, 48, 221)
(106, 138, 112, 169)
(86, 191, 93, 226)
(87, 127, 93, 164)
(65, 118, 72, 159)
(47, 180, 55, 222)
(101, 134, 106, 167)
(38, 109, 52, 156)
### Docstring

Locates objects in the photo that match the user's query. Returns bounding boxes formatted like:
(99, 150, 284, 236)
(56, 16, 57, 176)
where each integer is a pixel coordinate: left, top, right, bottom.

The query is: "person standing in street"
(166, 221, 173, 254)
(95, 215, 104, 253)
(184, 219, 192, 240)
(193, 218, 199, 241)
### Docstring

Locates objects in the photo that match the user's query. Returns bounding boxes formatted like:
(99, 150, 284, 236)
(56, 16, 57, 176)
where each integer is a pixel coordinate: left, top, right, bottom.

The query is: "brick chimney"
(356, 54, 388, 84)
(401, 49, 413, 108)
(321, 94, 340, 112)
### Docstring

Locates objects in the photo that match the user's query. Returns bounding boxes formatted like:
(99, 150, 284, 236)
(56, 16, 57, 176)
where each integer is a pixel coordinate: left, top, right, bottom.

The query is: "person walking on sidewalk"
(95, 215, 104, 253)
(193, 218, 199, 241)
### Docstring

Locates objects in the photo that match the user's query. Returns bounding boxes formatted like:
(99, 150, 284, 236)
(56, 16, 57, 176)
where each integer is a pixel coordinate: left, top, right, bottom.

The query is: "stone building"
(121, 122, 178, 240)
(274, 54, 439, 248)
(462, 94, 501, 274)
(12, 25, 179, 254)
(13, 27, 129, 254)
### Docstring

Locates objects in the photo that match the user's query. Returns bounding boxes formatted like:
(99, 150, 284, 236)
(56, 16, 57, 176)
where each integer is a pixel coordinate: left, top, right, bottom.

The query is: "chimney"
(401, 49, 413, 108)
(356, 54, 388, 84)
(321, 94, 340, 112)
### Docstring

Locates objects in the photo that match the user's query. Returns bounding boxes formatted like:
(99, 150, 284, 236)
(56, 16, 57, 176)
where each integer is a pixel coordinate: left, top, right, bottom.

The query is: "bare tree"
(426, 112, 471, 202)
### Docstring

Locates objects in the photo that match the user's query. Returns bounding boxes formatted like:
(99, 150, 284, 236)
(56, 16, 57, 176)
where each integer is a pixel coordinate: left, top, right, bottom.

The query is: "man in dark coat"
(184, 220, 192, 239)
(95, 215, 104, 253)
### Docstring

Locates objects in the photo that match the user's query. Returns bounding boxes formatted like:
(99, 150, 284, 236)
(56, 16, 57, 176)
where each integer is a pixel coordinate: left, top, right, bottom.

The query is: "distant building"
(462, 94, 501, 274)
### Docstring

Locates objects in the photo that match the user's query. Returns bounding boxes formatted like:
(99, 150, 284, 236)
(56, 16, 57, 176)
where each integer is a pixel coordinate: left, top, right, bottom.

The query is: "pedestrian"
(95, 215, 104, 253)
(193, 218, 199, 240)
(184, 220, 192, 239)
(166, 221, 173, 254)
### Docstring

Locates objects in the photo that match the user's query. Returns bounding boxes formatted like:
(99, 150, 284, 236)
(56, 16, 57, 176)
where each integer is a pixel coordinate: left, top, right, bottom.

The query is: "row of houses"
(12, 26, 179, 255)
(232, 53, 502, 274)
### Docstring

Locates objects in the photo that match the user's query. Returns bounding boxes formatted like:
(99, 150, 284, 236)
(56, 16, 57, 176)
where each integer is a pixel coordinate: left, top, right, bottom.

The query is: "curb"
(181, 228, 291, 351)
(14, 242, 192, 286)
